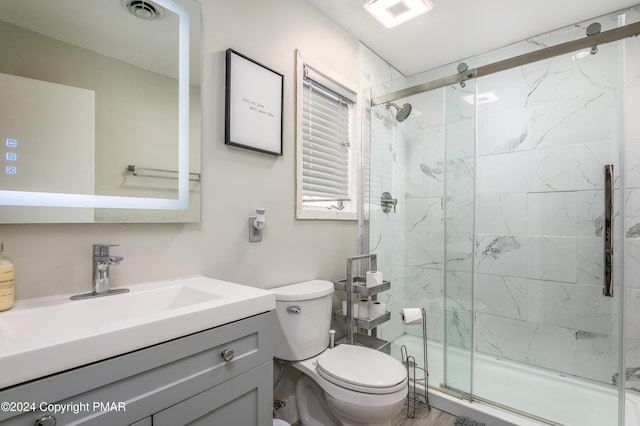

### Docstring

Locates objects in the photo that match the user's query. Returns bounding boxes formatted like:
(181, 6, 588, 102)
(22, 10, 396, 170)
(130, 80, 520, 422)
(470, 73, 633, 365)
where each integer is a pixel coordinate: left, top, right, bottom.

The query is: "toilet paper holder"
(400, 307, 430, 418)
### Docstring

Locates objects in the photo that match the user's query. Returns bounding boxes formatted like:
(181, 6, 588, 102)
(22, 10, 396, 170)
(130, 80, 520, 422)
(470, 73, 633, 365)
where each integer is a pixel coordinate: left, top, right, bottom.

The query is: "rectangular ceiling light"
(462, 92, 499, 105)
(364, 0, 433, 28)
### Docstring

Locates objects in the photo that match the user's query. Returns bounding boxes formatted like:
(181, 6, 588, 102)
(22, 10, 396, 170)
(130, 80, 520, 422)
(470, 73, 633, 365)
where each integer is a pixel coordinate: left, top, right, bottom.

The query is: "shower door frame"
(371, 21, 640, 107)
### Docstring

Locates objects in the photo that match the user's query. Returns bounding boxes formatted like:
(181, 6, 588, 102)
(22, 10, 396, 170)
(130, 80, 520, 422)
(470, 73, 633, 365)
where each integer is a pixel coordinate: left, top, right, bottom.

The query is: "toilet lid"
(272, 280, 334, 301)
(316, 345, 406, 394)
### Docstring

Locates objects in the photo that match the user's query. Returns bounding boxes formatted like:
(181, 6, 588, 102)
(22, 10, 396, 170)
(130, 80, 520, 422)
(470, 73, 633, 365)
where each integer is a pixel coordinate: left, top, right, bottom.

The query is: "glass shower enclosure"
(362, 6, 640, 425)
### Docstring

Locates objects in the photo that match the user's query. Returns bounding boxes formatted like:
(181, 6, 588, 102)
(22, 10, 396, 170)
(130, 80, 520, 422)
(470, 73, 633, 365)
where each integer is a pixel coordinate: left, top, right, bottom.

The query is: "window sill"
(296, 209, 357, 221)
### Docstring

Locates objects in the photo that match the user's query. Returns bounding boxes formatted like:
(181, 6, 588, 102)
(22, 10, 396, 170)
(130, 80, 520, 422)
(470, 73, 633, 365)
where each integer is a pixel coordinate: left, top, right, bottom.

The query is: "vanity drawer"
(153, 361, 273, 426)
(0, 311, 274, 426)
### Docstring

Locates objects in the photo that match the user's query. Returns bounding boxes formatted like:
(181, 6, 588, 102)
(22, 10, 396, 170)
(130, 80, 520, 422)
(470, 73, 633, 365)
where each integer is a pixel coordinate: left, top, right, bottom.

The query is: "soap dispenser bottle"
(0, 243, 15, 312)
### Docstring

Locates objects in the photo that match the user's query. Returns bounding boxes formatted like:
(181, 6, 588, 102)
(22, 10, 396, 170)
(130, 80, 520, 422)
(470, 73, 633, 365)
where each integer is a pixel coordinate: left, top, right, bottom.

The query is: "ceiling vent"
(121, 0, 165, 21)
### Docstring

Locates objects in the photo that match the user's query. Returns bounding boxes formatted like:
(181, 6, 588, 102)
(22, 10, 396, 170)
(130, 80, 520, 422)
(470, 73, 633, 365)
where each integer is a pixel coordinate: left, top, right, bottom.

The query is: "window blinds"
(302, 67, 354, 205)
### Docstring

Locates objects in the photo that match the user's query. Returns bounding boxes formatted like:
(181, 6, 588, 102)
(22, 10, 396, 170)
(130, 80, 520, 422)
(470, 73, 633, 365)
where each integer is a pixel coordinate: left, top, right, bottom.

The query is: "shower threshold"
(391, 334, 640, 425)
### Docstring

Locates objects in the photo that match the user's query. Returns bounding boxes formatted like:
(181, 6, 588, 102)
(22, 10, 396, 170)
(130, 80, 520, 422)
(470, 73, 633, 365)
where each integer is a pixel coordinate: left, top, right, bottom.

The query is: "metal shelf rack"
(333, 253, 391, 354)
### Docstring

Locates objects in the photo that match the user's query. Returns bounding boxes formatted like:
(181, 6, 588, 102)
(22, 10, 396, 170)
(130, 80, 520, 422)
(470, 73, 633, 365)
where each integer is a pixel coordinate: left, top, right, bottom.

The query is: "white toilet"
(271, 280, 407, 426)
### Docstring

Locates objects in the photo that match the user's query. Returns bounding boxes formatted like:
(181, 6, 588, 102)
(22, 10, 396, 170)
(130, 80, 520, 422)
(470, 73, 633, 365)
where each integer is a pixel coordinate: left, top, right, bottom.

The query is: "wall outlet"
(249, 216, 263, 242)
(275, 394, 298, 425)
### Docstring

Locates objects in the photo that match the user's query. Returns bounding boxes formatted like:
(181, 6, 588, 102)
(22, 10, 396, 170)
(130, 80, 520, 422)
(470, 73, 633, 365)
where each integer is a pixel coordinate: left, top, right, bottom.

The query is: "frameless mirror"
(0, 0, 201, 223)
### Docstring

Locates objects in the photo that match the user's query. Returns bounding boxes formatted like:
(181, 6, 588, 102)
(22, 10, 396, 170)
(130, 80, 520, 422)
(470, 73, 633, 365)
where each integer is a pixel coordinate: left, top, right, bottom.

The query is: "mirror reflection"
(0, 0, 201, 223)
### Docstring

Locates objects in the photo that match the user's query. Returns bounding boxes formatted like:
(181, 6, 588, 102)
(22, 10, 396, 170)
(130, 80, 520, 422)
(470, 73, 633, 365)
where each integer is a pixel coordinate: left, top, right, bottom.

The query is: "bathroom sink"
(0, 276, 275, 389)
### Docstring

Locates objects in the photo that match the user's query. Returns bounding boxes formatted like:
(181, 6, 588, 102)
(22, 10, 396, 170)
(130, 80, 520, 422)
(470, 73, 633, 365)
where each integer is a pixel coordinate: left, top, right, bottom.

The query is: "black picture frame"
(225, 49, 284, 156)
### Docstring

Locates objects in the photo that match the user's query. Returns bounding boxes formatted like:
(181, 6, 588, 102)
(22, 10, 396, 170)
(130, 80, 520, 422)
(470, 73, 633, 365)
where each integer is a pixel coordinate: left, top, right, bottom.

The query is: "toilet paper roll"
(341, 300, 359, 318)
(366, 270, 383, 288)
(369, 301, 386, 319)
(358, 299, 369, 319)
(400, 307, 423, 325)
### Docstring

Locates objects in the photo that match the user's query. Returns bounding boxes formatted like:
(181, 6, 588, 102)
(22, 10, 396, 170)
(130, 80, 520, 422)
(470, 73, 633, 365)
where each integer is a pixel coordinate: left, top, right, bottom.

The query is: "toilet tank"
(271, 280, 334, 361)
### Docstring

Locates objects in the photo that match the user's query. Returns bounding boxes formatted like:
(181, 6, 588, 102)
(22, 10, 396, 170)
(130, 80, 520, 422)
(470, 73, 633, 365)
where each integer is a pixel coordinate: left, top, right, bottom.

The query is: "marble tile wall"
(468, 34, 633, 385)
(402, 85, 447, 344)
(623, 31, 640, 391)
(398, 16, 640, 388)
(366, 10, 640, 391)
(360, 44, 407, 344)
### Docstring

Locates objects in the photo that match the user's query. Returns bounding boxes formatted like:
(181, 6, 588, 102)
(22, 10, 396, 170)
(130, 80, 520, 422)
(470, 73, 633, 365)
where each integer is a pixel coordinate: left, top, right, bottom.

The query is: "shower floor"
(391, 334, 640, 425)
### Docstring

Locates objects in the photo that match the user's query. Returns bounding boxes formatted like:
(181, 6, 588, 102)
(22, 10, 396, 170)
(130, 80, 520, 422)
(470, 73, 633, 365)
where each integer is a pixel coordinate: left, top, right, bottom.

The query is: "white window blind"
(302, 66, 354, 208)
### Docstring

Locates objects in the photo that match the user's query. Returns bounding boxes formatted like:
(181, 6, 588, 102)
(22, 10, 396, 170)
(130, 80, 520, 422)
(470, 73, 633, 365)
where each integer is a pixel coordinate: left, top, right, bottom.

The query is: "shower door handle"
(603, 164, 613, 297)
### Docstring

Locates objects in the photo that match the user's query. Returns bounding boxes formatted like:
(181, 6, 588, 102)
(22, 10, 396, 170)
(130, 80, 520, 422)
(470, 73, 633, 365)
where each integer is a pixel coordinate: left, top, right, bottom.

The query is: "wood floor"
(288, 402, 459, 426)
(393, 405, 458, 426)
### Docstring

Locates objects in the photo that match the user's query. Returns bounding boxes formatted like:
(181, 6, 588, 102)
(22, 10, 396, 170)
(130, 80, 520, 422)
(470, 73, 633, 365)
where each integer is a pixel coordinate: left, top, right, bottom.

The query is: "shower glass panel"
(623, 9, 640, 423)
(367, 59, 453, 396)
(471, 23, 622, 425)
(442, 59, 476, 398)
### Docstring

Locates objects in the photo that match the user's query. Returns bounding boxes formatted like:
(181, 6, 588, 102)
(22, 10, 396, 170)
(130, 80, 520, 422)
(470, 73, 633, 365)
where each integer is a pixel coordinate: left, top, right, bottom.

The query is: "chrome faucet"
(70, 244, 129, 300)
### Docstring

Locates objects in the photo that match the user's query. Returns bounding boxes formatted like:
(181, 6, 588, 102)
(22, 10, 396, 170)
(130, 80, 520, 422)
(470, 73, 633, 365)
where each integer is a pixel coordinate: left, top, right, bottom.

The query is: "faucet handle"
(93, 244, 119, 256)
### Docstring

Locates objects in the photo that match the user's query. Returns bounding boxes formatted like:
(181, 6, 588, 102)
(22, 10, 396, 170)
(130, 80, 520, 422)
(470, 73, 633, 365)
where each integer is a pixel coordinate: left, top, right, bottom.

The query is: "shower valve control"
(381, 192, 397, 213)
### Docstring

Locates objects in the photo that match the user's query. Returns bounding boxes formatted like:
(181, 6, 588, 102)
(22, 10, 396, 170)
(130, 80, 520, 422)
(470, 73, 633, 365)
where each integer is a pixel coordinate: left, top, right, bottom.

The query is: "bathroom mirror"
(0, 0, 201, 223)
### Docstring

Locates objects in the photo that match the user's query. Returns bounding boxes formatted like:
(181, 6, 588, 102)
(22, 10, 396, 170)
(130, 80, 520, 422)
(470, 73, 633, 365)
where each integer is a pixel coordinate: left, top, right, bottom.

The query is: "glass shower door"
(469, 31, 622, 425)
(365, 6, 640, 424)
(442, 60, 476, 398)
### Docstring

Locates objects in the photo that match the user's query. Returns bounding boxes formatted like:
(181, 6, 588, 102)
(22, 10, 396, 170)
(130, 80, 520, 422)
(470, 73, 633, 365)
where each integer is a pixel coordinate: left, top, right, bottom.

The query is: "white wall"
(0, 0, 359, 300)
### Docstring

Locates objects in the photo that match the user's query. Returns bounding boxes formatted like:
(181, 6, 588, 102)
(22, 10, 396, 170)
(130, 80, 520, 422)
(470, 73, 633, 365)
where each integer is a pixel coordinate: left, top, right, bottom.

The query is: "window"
(296, 52, 358, 220)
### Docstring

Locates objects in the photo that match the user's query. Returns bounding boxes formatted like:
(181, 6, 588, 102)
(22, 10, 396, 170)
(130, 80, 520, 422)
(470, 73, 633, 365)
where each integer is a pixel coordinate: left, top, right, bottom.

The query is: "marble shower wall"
(400, 13, 640, 387)
(623, 31, 640, 391)
(471, 36, 627, 386)
(360, 44, 407, 344)
(365, 48, 456, 347)
(403, 85, 447, 344)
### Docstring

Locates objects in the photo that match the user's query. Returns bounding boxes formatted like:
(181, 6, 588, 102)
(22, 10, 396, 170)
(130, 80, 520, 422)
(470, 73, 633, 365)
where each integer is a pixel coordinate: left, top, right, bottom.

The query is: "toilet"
(271, 280, 407, 426)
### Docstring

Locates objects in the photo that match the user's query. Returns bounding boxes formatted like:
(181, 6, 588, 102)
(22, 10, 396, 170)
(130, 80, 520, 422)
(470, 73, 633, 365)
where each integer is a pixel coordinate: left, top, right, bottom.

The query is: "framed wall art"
(225, 49, 284, 156)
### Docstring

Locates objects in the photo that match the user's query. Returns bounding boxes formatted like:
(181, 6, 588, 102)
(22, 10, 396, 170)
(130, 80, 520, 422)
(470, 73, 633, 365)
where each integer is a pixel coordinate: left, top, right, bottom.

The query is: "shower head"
(386, 102, 412, 122)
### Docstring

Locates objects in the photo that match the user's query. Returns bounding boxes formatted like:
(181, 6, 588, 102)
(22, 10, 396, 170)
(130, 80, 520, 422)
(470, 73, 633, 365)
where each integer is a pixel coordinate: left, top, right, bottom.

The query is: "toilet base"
(294, 367, 406, 426)
(296, 375, 340, 426)
(325, 391, 401, 426)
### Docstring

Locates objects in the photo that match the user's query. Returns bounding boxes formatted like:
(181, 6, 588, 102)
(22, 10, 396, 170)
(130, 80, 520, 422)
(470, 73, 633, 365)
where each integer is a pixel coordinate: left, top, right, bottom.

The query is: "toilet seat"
(316, 345, 406, 394)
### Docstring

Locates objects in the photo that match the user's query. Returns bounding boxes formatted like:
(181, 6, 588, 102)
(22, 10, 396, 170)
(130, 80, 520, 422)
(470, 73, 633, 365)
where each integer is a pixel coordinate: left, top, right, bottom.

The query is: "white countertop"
(0, 276, 275, 389)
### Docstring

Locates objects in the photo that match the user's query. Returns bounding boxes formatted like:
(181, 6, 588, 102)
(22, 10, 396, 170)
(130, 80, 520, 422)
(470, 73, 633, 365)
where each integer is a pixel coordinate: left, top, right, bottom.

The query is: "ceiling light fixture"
(462, 92, 499, 105)
(364, 0, 433, 29)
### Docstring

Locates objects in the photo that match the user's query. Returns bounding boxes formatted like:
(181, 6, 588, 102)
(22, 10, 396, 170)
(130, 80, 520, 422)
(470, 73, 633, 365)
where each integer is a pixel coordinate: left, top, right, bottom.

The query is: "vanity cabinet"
(0, 311, 274, 426)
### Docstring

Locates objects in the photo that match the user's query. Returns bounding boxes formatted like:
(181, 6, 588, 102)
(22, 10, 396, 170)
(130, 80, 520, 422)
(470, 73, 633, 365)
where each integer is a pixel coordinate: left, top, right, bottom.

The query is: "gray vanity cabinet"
(152, 362, 271, 425)
(0, 311, 274, 426)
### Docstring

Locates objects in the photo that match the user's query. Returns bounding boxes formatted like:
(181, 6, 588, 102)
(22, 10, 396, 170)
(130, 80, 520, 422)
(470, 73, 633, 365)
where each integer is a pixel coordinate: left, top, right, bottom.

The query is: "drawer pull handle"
(221, 348, 235, 362)
(34, 416, 57, 426)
